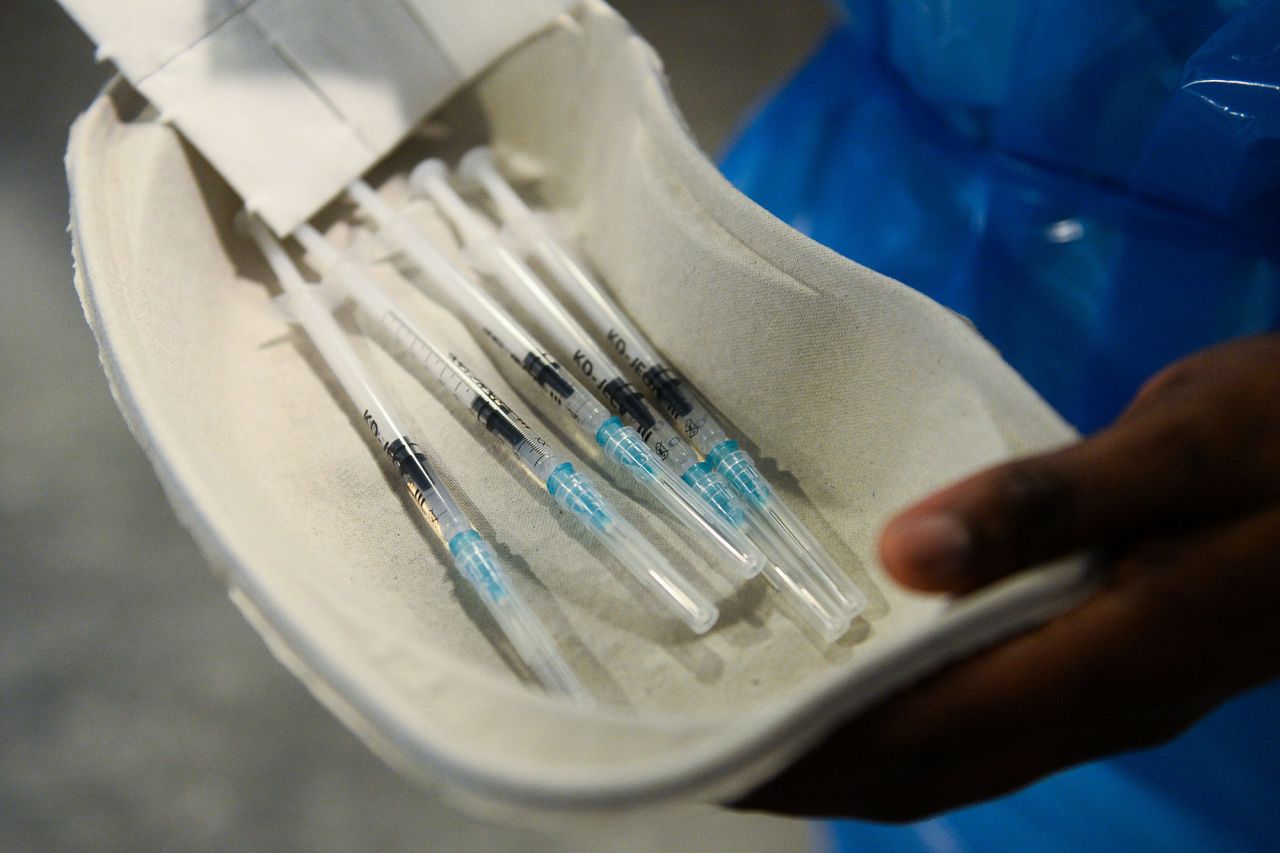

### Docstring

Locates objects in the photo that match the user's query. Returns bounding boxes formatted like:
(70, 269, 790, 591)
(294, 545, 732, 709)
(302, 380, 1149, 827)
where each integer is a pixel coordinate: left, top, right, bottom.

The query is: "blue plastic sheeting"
(720, 2, 1280, 849)
(832, 0, 1278, 236)
(722, 4, 1280, 434)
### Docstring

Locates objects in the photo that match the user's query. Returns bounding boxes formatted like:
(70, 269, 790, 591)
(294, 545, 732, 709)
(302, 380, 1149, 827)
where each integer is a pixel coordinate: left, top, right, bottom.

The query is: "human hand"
(739, 334, 1280, 820)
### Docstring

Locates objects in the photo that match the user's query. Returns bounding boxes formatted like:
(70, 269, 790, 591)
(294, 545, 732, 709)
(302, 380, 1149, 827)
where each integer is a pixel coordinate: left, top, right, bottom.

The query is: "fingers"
(742, 336, 1280, 821)
(881, 339, 1280, 592)
(879, 448, 1082, 592)
(737, 578, 1175, 818)
(739, 506, 1280, 820)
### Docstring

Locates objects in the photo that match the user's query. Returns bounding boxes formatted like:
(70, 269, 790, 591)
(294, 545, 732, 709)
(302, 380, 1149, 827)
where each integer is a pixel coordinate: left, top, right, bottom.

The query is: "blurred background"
(0, 1, 833, 850)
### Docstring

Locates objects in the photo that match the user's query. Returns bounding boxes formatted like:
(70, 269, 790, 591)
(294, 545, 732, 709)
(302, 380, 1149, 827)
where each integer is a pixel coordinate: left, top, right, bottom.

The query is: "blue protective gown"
(720, 2, 1280, 848)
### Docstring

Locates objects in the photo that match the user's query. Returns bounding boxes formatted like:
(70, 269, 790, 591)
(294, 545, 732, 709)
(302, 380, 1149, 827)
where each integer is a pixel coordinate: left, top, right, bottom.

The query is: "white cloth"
(65, 0, 1095, 817)
(58, 0, 572, 231)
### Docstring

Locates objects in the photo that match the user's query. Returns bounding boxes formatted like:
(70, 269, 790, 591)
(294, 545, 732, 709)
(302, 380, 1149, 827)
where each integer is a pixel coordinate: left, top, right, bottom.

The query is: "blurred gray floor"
(0, 1, 831, 850)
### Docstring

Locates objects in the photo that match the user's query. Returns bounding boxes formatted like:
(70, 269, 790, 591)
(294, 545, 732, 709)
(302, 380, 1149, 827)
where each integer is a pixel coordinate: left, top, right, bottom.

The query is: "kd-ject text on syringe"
(411, 159, 864, 641)
(292, 222, 719, 634)
(345, 179, 766, 583)
(238, 211, 589, 703)
(405, 164, 770, 569)
(461, 149, 868, 634)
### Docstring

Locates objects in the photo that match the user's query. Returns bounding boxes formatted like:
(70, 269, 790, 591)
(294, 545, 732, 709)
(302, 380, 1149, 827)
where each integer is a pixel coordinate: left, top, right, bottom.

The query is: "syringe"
(411, 161, 860, 640)
(238, 212, 589, 703)
(409, 161, 738, 505)
(407, 162, 782, 574)
(459, 149, 869, 628)
(345, 180, 765, 580)
(293, 223, 719, 634)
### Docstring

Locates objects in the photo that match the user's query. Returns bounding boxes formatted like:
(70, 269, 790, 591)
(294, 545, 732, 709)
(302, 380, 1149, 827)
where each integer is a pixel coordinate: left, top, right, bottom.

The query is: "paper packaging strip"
(57, 0, 574, 233)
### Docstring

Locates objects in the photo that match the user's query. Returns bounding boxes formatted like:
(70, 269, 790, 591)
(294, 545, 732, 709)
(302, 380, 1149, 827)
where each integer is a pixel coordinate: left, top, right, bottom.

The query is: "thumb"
(878, 392, 1265, 592)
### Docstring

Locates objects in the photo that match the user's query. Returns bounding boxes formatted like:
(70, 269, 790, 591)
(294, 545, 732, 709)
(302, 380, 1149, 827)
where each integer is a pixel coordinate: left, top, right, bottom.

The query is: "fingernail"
(888, 514, 972, 580)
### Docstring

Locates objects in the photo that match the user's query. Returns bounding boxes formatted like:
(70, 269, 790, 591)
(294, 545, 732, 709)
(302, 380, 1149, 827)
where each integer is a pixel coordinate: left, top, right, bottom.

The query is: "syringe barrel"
(458, 165, 871, 631)
(413, 166, 616, 390)
(465, 325, 612, 440)
(461, 149, 669, 388)
(379, 311, 563, 482)
(475, 239, 655, 432)
(371, 308, 476, 409)
(349, 183, 597, 437)
(555, 371, 612, 435)
(484, 193, 736, 458)
(376, 430, 472, 544)
(307, 242, 565, 485)
(483, 241, 618, 370)
(496, 204, 707, 431)
(347, 182, 547, 380)
(274, 288, 468, 546)
(351, 186, 761, 574)
(463, 378, 563, 481)
(419, 171, 655, 439)
(526, 226, 666, 378)
(249, 213, 587, 698)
